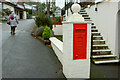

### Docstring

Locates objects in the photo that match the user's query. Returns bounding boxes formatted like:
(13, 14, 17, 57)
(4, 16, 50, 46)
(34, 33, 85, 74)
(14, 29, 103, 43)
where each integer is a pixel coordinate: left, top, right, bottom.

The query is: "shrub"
(34, 26, 45, 36)
(42, 26, 51, 40)
(56, 18, 62, 23)
(34, 13, 53, 29)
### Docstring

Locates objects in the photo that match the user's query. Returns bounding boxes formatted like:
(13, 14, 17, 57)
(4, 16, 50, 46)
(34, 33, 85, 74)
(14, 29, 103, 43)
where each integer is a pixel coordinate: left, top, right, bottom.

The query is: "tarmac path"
(2, 19, 65, 78)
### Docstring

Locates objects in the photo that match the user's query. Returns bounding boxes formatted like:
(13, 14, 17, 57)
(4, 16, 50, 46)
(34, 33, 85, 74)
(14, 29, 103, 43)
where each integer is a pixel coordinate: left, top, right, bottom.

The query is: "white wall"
(63, 23, 91, 78)
(52, 25, 63, 35)
(23, 11, 26, 19)
(118, 10, 120, 56)
(3, 4, 15, 13)
(85, 1, 119, 56)
(50, 37, 63, 65)
(118, 1, 120, 10)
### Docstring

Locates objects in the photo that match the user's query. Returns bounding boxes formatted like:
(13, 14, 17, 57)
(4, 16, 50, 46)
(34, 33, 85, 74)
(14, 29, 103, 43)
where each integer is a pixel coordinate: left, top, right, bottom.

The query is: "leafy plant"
(34, 26, 45, 36)
(56, 18, 62, 23)
(42, 26, 51, 40)
(34, 13, 53, 29)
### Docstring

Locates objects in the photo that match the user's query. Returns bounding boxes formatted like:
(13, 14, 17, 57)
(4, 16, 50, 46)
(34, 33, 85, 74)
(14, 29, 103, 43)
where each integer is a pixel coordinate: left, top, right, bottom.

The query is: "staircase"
(79, 9, 119, 64)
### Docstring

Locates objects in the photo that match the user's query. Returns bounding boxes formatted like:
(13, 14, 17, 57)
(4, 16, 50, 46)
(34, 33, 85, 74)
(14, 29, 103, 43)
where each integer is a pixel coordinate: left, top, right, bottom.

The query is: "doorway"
(20, 11, 23, 19)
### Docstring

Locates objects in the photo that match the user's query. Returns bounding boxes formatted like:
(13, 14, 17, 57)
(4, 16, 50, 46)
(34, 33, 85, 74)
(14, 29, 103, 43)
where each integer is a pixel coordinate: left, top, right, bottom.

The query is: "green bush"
(56, 18, 62, 23)
(34, 26, 45, 36)
(42, 26, 51, 40)
(34, 13, 53, 29)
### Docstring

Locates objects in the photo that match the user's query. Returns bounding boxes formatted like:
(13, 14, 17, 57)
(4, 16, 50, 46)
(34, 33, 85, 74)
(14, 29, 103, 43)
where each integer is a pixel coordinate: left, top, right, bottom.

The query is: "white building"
(55, 0, 120, 64)
(1, 0, 27, 19)
(54, 7, 61, 17)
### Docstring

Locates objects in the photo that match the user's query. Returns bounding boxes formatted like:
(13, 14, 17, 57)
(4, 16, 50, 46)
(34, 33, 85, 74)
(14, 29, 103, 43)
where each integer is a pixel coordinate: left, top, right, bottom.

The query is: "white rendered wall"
(23, 11, 26, 19)
(118, 1, 120, 10)
(52, 25, 63, 35)
(118, 10, 120, 56)
(50, 37, 63, 65)
(63, 23, 91, 78)
(85, 1, 119, 56)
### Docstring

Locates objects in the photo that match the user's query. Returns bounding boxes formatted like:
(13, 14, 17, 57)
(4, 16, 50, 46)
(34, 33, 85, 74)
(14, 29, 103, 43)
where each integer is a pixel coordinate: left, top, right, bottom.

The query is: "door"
(20, 11, 23, 19)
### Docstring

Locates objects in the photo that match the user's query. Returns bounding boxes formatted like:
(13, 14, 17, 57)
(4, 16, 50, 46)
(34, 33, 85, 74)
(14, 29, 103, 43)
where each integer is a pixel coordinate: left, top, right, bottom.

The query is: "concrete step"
(92, 54, 117, 58)
(92, 29, 98, 32)
(92, 49, 111, 55)
(93, 36, 103, 40)
(84, 17, 90, 19)
(93, 40, 105, 45)
(80, 10, 86, 12)
(79, 12, 87, 14)
(92, 32, 101, 36)
(91, 26, 96, 28)
(92, 44, 108, 50)
(85, 19, 92, 21)
(91, 23, 94, 25)
(82, 14, 89, 17)
(92, 57, 119, 64)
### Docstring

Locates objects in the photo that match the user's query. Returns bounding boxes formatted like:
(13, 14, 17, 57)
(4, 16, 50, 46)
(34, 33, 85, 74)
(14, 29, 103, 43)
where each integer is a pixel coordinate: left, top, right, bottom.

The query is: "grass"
(54, 35, 63, 42)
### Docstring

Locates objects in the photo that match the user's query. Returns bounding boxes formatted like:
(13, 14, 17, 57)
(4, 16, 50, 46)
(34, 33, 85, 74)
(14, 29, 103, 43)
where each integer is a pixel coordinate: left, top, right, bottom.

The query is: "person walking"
(7, 13, 19, 35)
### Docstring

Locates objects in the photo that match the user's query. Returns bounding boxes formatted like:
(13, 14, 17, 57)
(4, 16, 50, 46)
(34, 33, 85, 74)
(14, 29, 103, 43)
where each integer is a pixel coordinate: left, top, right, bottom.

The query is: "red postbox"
(73, 24, 87, 60)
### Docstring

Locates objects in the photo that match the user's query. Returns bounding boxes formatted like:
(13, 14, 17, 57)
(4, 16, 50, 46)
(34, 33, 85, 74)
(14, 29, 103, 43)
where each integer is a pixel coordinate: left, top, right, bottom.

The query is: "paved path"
(2, 19, 65, 78)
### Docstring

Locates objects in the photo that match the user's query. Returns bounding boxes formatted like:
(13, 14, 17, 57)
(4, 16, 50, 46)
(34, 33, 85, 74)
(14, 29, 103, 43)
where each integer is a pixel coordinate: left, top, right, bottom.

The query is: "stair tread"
(92, 32, 100, 33)
(84, 17, 90, 18)
(93, 36, 102, 37)
(93, 49, 110, 51)
(93, 40, 105, 41)
(93, 57, 118, 61)
(92, 54, 117, 58)
(93, 44, 107, 46)
(80, 12, 87, 13)
(92, 29, 98, 30)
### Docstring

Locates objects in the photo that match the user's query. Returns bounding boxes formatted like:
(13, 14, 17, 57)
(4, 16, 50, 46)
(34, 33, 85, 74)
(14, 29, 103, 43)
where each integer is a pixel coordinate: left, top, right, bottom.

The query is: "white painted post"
(62, 3, 91, 78)
(23, 11, 27, 19)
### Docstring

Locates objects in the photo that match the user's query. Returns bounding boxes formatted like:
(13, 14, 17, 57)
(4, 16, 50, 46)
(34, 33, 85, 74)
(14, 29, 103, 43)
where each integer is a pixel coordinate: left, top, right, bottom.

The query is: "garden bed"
(54, 35, 63, 42)
(31, 32, 52, 48)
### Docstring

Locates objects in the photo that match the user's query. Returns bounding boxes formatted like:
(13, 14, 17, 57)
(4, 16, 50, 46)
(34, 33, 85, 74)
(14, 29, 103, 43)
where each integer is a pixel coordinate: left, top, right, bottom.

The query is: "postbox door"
(73, 24, 87, 60)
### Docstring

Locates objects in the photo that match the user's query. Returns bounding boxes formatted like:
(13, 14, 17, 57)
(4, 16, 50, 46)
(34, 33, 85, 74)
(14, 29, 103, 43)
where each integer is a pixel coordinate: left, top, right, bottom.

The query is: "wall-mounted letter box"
(73, 24, 87, 60)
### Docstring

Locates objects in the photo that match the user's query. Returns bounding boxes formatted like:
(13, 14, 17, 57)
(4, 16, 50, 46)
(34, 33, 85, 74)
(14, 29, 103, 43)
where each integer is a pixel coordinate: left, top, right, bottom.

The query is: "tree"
(50, 1, 57, 16)
(2, 8, 12, 16)
(46, 0, 50, 15)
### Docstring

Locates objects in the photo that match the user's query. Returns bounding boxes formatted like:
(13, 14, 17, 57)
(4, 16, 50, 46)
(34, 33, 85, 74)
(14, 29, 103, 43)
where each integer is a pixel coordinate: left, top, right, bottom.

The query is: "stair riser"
(91, 26, 96, 28)
(91, 23, 94, 25)
(84, 17, 90, 19)
(80, 13, 87, 14)
(93, 41, 105, 45)
(93, 37, 103, 40)
(85, 19, 91, 21)
(80, 10, 86, 12)
(82, 15, 89, 17)
(92, 33, 101, 36)
(92, 30, 98, 32)
(92, 46, 108, 50)
(92, 51, 111, 55)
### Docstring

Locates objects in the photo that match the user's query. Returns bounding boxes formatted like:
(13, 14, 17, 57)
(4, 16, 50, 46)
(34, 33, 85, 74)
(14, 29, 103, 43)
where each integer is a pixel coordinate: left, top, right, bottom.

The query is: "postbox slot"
(73, 24, 87, 60)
